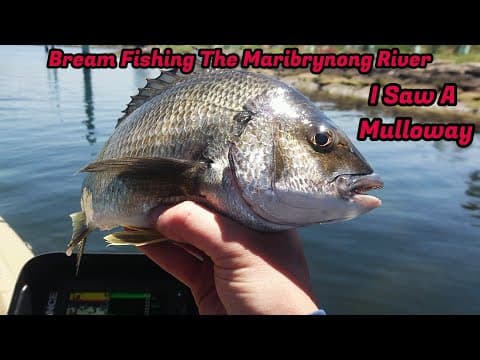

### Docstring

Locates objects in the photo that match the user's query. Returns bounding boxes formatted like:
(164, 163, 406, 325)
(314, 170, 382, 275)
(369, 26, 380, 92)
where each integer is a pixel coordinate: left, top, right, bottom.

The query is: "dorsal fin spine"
(115, 48, 212, 128)
(116, 69, 181, 128)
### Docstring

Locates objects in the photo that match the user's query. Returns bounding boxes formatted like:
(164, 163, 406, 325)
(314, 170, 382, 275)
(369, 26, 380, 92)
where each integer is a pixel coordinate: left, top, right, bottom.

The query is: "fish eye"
(315, 133, 330, 146)
(311, 129, 334, 152)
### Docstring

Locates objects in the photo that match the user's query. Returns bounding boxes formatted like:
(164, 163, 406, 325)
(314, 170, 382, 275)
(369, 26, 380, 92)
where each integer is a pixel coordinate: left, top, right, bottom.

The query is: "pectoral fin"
(80, 157, 207, 176)
(79, 157, 208, 196)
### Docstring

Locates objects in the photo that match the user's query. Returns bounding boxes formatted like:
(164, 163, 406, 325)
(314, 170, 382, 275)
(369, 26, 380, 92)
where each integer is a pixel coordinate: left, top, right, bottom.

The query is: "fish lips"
(335, 173, 384, 209)
(249, 174, 383, 227)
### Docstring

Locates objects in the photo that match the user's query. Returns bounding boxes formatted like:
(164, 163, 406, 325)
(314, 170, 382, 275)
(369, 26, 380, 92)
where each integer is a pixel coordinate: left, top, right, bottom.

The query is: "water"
(1, 45, 479, 314)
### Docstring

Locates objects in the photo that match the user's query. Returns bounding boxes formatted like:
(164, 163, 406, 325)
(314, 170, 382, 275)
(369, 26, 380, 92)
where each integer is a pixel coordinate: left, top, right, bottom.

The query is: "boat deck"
(0, 216, 34, 315)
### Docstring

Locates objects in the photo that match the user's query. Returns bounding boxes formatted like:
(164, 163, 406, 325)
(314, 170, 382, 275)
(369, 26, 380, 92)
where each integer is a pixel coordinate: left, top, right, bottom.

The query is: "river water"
(1, 45, 479, 314)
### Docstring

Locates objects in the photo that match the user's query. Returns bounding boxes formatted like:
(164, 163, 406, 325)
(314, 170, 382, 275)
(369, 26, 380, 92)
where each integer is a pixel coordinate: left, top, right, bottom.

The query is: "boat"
(0, 215, 197, 315)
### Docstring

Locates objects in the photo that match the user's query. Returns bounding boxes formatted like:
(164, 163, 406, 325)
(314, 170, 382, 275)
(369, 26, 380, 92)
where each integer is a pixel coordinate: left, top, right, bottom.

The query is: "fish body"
(68, 69, 383, 269)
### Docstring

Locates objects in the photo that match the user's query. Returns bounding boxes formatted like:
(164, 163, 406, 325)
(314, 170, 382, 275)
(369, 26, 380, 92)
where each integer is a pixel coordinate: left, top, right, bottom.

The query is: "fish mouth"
(335, 173, 384, 208)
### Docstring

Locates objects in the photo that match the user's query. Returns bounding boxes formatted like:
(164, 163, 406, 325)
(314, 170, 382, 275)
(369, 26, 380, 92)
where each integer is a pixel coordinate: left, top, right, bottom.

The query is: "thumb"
(149, 201, 254, 260)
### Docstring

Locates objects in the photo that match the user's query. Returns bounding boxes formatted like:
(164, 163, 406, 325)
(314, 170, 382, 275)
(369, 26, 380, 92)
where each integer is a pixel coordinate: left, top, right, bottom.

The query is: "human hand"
(140, 201, 319, 315)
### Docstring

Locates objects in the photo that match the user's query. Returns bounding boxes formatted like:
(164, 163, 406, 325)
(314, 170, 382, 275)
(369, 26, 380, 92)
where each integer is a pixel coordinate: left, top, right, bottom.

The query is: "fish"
(67, 68, 383, 273)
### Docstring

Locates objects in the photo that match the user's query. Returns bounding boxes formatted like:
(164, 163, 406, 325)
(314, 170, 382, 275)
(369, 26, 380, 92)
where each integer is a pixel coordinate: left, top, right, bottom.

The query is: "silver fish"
(68, 69, 383, 273)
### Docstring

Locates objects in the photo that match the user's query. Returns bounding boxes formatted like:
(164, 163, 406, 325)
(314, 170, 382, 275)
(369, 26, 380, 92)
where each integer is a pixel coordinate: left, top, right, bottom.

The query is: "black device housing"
(8, 253, 198, 315)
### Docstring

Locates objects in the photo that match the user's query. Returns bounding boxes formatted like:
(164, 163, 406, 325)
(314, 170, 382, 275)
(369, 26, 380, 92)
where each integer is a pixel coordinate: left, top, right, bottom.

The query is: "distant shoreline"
(272, 64, 480, 129)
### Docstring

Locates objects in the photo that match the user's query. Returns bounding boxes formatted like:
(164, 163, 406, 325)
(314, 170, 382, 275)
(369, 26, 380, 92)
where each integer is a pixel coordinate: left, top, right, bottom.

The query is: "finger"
(140, 241, 203, 289)
(172, 242, 205, 261)
(150, 201, 257, 259)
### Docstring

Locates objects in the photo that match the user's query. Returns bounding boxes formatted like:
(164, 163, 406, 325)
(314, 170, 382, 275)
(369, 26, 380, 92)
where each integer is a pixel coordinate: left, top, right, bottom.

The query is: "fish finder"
(8, 253, 198, 315)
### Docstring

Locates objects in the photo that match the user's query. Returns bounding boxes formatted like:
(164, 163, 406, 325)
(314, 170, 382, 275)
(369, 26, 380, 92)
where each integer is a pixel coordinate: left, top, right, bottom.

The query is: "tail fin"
(67, 212, 92, 276)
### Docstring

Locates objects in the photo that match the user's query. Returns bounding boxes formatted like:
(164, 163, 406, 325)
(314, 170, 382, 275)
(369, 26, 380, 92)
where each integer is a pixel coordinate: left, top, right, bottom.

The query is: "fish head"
(229, 86, 383, 227)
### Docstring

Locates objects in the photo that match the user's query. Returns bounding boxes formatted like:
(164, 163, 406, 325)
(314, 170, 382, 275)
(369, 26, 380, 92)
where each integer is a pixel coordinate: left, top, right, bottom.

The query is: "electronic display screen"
(65, 291, 186, 315)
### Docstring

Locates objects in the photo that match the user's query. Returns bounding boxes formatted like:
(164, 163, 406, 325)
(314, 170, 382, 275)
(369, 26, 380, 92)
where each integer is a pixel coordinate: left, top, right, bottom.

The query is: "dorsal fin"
(116, 49, 211, 128)
(116, 69, 182, 128)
